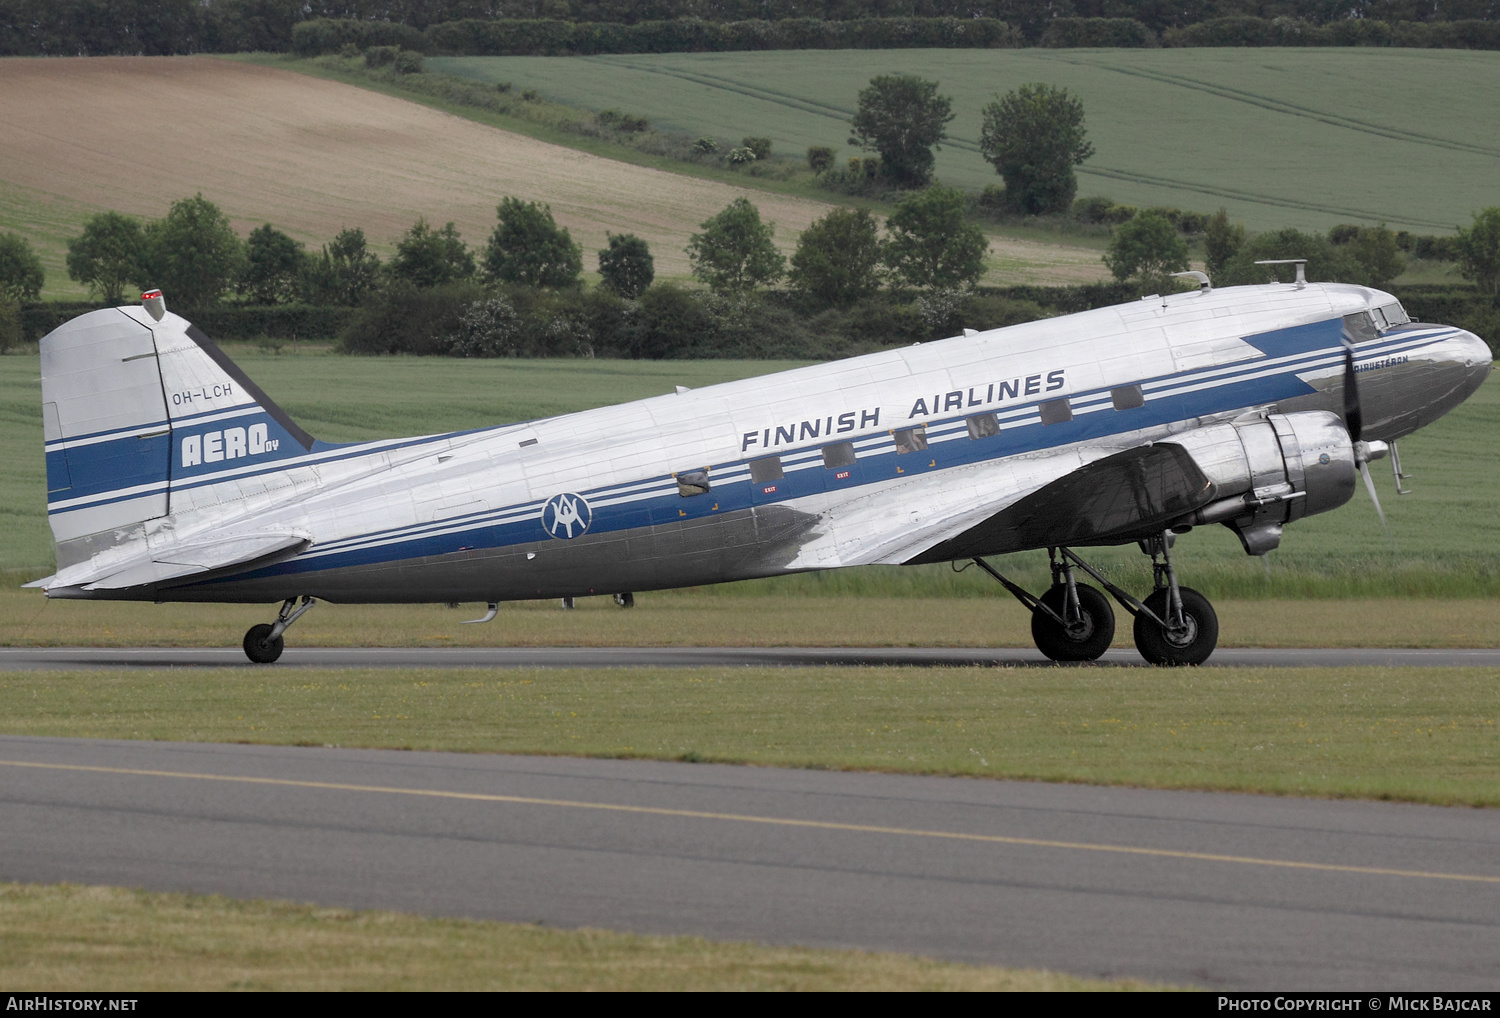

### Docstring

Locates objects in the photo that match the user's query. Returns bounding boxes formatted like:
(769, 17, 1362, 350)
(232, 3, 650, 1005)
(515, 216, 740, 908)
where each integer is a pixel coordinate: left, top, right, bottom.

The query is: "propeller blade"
(1359, 460, 1389, 537)
(1342, 339, 1363, 442)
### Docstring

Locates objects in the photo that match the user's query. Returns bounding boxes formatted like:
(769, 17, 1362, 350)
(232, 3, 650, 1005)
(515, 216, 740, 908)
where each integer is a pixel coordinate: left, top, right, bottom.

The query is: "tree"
(882, 186, 988, 290)
(390, 219, 475, 289)
(1456, 207, 1500, 295)
(1204, 208, 1245, 279)
(484, 198, 582, 289)
(241, 223, 306, 305)
(0, 232, 43, 303)
(979, 84, 1094, 215)
(1215, 228, 1364, 288)
(305, 227, 382, 306)
(848, 75, 953, 188)
(687, 198, 785, 294)
(1347, 225, 1404, 289)
(1102, 211, 1190, 288)
(789, 207, 883, 309)
(597, 233, 654, 300)
(66, 212, 144, 304)
(139, 194, 243, 311)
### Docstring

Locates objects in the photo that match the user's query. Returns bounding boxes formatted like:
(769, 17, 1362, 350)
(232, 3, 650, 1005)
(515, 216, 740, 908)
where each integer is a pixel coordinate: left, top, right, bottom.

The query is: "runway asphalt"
(2, 735, 1497, 989)
(6, 646, 1500, 669)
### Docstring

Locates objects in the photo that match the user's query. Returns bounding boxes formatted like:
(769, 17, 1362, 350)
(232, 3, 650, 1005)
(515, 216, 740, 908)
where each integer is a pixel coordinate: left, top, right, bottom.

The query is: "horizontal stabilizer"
(36, 531, 311, 592)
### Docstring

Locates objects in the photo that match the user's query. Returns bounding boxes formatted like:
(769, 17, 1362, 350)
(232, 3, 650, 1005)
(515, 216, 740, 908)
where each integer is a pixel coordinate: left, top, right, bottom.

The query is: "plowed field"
(0, 56, 1106, 298)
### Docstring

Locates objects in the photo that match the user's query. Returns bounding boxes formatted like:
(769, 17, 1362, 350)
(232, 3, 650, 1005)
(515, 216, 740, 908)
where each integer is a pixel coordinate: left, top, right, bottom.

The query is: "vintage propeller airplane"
(30, 268, 1490, 664)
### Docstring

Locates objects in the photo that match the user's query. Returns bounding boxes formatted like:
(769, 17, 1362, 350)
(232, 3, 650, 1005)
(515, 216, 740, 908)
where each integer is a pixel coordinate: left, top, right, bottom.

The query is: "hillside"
(434, 47, 1500, 235)
(0, 56, 1107, 300)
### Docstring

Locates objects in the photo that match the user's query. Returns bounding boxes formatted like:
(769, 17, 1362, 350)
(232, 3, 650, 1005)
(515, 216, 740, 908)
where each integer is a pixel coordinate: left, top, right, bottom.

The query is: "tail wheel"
(1031, 584, 1115, 662)
(243, 623, 284, 664)
(1133, 587, 1219, 666)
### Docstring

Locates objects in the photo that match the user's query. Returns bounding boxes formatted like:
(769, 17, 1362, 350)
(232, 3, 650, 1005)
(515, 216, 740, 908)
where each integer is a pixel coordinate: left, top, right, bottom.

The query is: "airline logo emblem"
(542, 493, 592, 539)
(181, 423, 280, 467)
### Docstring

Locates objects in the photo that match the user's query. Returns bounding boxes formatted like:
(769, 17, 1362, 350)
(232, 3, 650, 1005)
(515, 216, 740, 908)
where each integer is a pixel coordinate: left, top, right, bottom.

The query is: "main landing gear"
(242, 595, 316, 664)
(971, 532, 1219, 666)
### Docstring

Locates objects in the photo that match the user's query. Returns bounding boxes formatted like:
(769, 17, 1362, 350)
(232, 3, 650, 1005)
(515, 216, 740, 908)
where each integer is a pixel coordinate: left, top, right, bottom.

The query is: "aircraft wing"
(27, 530, 312, 592)
(801, 442, 1215, 569)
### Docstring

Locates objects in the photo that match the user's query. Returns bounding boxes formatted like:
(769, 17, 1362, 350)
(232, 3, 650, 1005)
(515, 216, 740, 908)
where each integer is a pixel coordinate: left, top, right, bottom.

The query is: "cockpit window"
(1379, 302, 1410, 327)
(1342, 312, 1378, 343)
(1371, 306, 1390, 330)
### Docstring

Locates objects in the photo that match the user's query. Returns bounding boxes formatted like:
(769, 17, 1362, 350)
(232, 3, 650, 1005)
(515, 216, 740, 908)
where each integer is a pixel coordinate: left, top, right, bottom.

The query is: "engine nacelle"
(1166, 411, 1357, 555)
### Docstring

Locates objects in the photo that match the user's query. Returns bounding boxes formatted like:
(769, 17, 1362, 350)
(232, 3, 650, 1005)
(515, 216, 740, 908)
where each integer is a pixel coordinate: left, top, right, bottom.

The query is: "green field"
(4, 664, 1496, 805)
(3, 883, 1150, 991)
(5, 348, 1497, 596)
(435, 48, 1500, 234)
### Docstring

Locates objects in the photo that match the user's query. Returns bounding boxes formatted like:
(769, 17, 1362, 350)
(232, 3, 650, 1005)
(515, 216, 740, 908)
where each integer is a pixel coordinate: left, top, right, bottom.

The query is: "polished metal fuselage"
(43, 282, 1491, 605)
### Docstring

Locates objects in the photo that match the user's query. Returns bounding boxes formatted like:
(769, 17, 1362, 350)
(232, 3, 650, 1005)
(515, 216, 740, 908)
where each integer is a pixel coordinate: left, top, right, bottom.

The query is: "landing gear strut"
(970, 531, 1219, 665)
(242, 595, 316, 664)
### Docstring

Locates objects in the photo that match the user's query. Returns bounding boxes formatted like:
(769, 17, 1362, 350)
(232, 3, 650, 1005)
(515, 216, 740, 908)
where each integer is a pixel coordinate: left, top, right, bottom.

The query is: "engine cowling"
(1165, 411, 1357, 554)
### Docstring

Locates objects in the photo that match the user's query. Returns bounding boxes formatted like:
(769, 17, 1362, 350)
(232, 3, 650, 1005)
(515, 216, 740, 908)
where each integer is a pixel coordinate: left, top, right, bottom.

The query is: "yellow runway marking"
(5, 758, 1498, 885)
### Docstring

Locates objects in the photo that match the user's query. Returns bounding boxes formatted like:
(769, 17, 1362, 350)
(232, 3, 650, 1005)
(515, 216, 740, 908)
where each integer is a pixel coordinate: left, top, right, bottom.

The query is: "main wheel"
(243, 623, 284, 664)
(1132, 587, 1219, 666)
(613, 592, 635, 608)
(1031, 584, 1115, 662)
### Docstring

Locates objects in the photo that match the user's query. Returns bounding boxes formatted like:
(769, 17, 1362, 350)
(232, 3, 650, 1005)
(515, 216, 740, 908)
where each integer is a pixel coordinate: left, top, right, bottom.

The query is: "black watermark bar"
(1209, 996, 1496, 1013)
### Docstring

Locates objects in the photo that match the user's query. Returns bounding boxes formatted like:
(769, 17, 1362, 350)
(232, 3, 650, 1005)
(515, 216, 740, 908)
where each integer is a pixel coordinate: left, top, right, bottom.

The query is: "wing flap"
(906, 444, 1213, 564)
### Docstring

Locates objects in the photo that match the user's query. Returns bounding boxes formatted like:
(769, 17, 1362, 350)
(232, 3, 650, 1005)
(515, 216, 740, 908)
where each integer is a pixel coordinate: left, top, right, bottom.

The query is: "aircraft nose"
(1453, 328, 1493, 399)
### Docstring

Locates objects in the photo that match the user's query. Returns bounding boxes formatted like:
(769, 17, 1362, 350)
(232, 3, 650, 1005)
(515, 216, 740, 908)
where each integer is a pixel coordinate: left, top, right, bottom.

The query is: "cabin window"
(1038, 398, 1073, 425)
(892, 426, 927, 454)
(966, 413, 1000, 439)
(1111, 385, 1145, 410)
(822, 442, 856, 469)
(1343, 312, 1378, 344)
(748, 456, 783, 483)
(1380, 302, 1410, 327)
(675, 468, 711, 497)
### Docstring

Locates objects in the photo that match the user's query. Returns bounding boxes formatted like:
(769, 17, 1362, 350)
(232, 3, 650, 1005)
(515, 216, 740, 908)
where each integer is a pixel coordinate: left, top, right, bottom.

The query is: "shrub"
(1073, 196, 1135, 225)
(693, 137, 720, 154)
(446, 296, 522, 357)
(742, 136, 772, 160)
(339, 281, 485, 355)
(633, 284, 711, 359)
(807, 146, 836, 172)
(1103, 211, 1190, 286)
(726, 146, 756, 167)
(365, 45, 399, 68)
(1040, 18, 1157, 48)
(393, 49, 424, 74)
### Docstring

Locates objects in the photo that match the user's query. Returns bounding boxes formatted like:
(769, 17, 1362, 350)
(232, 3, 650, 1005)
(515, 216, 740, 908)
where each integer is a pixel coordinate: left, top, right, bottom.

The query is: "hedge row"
(291, 14, 1500, 56)
(20, 303, 356, 344)
(296, 16, 1025, 56)
(1163, 16, 1500, 48)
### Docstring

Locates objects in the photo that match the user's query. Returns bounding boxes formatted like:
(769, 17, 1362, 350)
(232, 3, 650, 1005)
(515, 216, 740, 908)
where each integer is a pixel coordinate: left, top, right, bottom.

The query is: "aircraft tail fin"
(40, 297, 315, 574)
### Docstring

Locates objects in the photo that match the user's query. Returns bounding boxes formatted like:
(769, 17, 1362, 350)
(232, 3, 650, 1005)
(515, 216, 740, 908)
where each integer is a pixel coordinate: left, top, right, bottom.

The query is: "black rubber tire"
(243, 623, 284, 664)
(1031, 584, 1115, 662)
(614, 592, 635, 608)
(1133, 586, 1219, 666)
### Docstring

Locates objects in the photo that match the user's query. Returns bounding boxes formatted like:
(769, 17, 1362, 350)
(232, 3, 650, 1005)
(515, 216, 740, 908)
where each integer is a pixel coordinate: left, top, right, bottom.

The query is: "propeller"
(1344, 333, 1391, 537)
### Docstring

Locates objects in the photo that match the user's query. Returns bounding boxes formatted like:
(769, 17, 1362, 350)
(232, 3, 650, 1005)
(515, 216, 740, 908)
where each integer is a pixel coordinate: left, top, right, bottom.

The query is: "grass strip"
(0, 883, 1156, 991)
(3, 665, 1496, 806)
(4, 592, 1500, 649)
